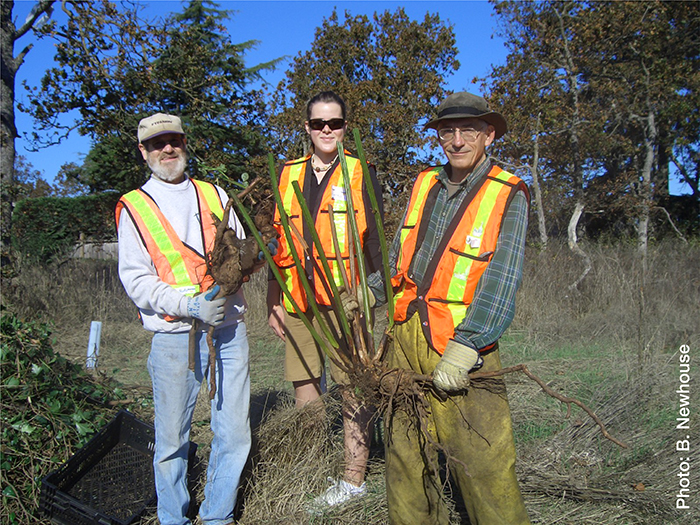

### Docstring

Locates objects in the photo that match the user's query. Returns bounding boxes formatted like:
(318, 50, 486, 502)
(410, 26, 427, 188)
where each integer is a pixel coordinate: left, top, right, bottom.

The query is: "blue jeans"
(148, 322, 251, 525)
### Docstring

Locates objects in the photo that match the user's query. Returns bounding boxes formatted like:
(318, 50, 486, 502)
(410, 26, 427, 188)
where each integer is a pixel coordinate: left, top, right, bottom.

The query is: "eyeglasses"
(308, 118, 346, 131)
(437, 126, 484, 142)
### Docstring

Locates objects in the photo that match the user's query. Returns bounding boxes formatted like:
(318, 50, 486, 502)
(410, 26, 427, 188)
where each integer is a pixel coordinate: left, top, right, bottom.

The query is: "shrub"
(11, 192, 121, 263)
(0, 313, 137, 524)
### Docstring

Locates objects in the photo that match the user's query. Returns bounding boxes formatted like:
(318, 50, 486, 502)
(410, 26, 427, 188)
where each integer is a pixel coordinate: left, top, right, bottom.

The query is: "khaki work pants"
(384, 315, 530, 525)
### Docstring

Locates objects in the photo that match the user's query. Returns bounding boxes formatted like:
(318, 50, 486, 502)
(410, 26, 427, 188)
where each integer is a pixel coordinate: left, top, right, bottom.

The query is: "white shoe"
(307, 477, 366, 514)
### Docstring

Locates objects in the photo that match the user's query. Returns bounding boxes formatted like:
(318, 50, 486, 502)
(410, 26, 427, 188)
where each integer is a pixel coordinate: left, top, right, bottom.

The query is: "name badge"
(331, 185, 346, 202)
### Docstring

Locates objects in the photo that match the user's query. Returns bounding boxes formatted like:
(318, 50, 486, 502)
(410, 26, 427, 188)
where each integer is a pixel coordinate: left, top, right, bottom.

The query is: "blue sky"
(12, 0, 691, 195)
(12, 0, 507, 183)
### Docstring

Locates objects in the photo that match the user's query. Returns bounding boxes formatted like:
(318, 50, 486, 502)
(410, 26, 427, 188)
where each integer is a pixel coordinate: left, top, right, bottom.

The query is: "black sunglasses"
(308, 118, 345, 131)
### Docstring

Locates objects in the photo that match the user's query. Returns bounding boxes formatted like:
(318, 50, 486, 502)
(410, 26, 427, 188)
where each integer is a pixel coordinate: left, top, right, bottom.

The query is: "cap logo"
(149, 119, 175, 126)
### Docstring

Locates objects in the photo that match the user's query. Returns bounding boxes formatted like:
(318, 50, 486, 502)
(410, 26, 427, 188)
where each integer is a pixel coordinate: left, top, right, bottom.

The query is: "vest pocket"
(449, 247, 494, 262)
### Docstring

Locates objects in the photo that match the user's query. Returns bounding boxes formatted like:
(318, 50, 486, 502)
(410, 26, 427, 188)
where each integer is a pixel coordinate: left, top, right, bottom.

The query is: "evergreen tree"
(22, 0, 274, 194)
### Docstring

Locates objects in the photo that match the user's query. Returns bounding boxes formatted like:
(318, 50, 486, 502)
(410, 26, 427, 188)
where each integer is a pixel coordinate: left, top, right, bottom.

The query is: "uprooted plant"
(230, 131, 627, 473)
(188, 179, 278, 400)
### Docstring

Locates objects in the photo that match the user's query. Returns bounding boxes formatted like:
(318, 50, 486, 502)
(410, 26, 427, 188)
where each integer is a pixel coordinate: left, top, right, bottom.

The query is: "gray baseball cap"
(424, 92, 507, 139)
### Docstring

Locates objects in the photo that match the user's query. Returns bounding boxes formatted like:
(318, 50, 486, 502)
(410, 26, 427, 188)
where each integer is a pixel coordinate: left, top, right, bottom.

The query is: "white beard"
(149, 153, 187, 183)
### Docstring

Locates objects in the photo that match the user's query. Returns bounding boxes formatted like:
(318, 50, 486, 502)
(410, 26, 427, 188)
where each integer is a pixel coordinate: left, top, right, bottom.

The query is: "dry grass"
(514, 240, 700, 354)
(504, 347, 697, 525)
(4, 239, 699, 524)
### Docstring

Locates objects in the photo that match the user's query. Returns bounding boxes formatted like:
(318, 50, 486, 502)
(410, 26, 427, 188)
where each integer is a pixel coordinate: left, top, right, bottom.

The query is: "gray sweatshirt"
(117, 175, 247, 333)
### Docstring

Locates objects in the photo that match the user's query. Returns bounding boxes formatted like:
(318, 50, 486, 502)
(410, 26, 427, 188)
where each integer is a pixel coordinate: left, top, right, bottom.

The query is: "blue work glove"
(432, 339, 483, 393)
(257, 237, 279, 260)
(186, 285, 225, 326)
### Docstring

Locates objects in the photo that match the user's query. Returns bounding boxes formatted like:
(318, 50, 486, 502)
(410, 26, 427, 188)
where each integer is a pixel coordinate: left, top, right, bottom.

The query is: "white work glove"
(187, 285, 225, 326)
(432, 339, 482, 393)
(338, 287, 376, 321)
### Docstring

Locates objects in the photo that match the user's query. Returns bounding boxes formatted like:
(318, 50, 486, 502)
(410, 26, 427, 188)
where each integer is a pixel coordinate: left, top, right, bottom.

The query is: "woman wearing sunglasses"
(267, 91, 383, 512)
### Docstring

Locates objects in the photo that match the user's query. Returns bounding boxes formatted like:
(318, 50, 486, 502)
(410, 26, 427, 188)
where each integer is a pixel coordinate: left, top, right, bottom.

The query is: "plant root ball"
(346, 363, 429, 416)
(208, 199, 278, 296)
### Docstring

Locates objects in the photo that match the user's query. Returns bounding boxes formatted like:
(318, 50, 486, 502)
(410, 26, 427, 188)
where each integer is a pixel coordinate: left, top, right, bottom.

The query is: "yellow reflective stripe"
(192, 179, 224, 221)
(397, 169, 437, 270)
(472, 174, 508, 236)
(448, 303, 468, 328)
(332, 204, 347, 251)
(284, 163, 305, 214)
(332, 209, 347, 278)
(493, 169, 514, 183)
(406, 170, 437, 227)
(331, 156, 356, 253)
(447, 255, 475, 302)
(124, 192, 194, 291)
(281, 267, 297, 312)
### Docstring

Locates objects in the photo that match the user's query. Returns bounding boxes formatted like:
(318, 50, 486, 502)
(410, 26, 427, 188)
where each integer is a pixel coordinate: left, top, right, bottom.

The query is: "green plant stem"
(291, 181, 355, 346)
(353, 128, 395, 324)
(231, 155, 350, 372)
(337, 145, 373, 342)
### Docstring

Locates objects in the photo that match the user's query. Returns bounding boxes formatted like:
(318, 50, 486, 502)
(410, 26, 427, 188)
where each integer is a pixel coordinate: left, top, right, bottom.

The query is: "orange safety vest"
(115, 179, 225, 320)
(391, 165, 529, 355)
(273, 153, 369, 312)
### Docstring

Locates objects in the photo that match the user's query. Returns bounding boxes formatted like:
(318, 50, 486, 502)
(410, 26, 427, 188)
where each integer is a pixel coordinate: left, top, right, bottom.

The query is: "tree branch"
(15, 0, 55, 40)
(469, 364, 628, 448)
(652, 206, 688, 244)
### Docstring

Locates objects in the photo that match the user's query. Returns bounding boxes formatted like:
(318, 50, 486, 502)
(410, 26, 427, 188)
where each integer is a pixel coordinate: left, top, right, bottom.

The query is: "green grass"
(513, 419, 567, 445)
(500, 334, 611, 364)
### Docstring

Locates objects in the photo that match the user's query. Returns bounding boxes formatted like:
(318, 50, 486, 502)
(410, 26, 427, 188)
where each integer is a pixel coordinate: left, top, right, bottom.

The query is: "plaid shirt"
(368, 157, 528, 350)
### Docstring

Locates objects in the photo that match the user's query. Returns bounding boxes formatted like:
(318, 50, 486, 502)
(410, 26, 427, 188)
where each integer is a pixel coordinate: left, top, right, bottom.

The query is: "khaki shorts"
(284, 307, 350, 385)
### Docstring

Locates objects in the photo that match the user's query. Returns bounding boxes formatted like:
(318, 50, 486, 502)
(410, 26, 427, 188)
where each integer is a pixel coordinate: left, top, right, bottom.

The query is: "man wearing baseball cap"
(366, 92, 531, 523)
(116, 112, 252, 525)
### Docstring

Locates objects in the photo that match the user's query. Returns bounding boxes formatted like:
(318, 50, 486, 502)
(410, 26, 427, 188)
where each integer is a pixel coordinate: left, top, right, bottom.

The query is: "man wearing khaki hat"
(366, 92, 531, 524)
(116, 113, 252, 525)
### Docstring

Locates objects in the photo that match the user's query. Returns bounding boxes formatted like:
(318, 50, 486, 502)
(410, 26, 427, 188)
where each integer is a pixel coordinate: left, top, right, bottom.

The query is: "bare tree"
(1, 0, 54, 274)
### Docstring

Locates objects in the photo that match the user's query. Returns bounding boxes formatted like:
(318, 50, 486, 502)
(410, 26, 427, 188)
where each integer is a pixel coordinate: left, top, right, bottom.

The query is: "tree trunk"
(567, 201, 591, 291)
(1, 0, 17, 273)
(636, 109, 657, 271)
(0, 0, 55, 279)
(530, 112, 548, 247)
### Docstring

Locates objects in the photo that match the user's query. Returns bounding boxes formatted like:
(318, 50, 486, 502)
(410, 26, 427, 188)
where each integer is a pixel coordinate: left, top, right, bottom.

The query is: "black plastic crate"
(40, 410, 157, 525)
